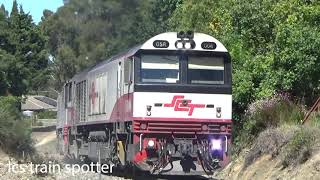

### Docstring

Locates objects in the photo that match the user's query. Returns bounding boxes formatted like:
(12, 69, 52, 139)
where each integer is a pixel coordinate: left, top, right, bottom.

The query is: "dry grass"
(282, 126, 320, 167)
(243, 126, 298, 169)
(243, 125, 320, 170)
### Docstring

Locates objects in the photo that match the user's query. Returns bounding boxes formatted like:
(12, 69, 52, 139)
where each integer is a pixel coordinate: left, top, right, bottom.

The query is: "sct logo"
(164, 95, 205, 116)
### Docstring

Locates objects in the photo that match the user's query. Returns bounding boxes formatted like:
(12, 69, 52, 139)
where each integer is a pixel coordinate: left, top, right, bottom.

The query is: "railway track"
(31, 131, 216, 180)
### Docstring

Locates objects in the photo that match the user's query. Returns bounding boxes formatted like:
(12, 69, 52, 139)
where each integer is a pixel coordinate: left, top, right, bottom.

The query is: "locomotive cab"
(130, 32, 232, 174)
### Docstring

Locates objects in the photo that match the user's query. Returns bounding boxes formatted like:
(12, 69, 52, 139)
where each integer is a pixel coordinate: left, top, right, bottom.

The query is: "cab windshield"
(139, 54, 225, 85)
(140, 55, 180, 83)
(188, 56, 224, 84)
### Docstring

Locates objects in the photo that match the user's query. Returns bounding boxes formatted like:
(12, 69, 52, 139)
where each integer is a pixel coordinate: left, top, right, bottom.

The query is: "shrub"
(0, 96, 34, 158)
(243, 126, 298, 168)
(233, 94, 305, 155)
(282, 127, 320, 167)
(34, 110, 57, 119)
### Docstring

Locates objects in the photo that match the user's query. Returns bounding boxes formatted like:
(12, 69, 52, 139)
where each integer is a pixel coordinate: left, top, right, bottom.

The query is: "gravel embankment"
(0, 131, 128, 180)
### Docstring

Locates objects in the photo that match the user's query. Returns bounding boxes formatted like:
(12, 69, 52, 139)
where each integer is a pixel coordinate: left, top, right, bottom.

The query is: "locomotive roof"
(86, 32, 228, 71)
(140, 32, 228, 52)
(71, 44, 142, 80)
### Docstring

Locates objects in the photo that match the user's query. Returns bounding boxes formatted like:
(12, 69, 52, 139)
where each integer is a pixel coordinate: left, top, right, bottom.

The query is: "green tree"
(0, 1, 49, 96)
(170, 0, 320, 104)
(169, 0, 320, 131)
(41, 0, 180, 90)
(131, 0, 182, 42)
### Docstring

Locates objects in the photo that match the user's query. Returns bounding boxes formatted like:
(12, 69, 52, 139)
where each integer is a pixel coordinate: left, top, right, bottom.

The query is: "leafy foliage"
(169, 0, 320, 108)
(34, 110, 57, 119)
(41, 0, 180, 89)
(0, 1, 49, 96)
(169, 0, 320, 136)
(0, 96, 34, 156)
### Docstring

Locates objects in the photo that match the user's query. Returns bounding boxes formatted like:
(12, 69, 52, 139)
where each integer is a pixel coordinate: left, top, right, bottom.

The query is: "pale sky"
(1, 0, 63, 24)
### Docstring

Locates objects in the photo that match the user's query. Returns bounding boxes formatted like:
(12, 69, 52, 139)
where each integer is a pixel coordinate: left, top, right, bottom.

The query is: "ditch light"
(210, 136, 228, 153)
(210, 139, 222, 151)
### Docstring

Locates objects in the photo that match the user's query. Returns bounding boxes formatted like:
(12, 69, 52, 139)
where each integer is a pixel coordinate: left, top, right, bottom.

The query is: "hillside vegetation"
(240, 94, 319, 165)
(216, 94, 320, 179)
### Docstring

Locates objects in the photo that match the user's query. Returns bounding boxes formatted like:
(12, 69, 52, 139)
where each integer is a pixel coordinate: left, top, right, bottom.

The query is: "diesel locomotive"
(56, 31, 232, 175)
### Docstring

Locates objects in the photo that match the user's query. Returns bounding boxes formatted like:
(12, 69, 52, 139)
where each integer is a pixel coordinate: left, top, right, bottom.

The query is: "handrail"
(302, 97, 320, 124)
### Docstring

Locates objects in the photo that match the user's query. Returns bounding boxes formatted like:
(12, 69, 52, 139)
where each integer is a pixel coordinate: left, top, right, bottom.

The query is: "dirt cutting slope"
(216, 152, 320, 179)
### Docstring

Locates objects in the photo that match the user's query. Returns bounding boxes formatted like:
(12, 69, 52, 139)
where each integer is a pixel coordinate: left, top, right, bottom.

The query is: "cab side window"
(124, 59, 133, 85)
(64, 82, 72, 108)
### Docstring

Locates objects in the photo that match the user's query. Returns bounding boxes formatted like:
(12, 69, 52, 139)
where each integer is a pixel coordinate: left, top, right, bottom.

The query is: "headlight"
(184, 42, 191, 49)
(175, 40, 184, 49)
(210, 139, 222, 151)
(147, 139, 155, 148)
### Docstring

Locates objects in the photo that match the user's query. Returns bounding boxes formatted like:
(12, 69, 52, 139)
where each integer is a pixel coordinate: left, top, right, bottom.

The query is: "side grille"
(208, 124, 232, 133)
(208, 124, 221, 133)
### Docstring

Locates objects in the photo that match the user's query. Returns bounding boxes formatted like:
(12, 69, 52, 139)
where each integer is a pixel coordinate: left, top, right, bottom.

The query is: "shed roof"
(21, 95, 57, 111)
